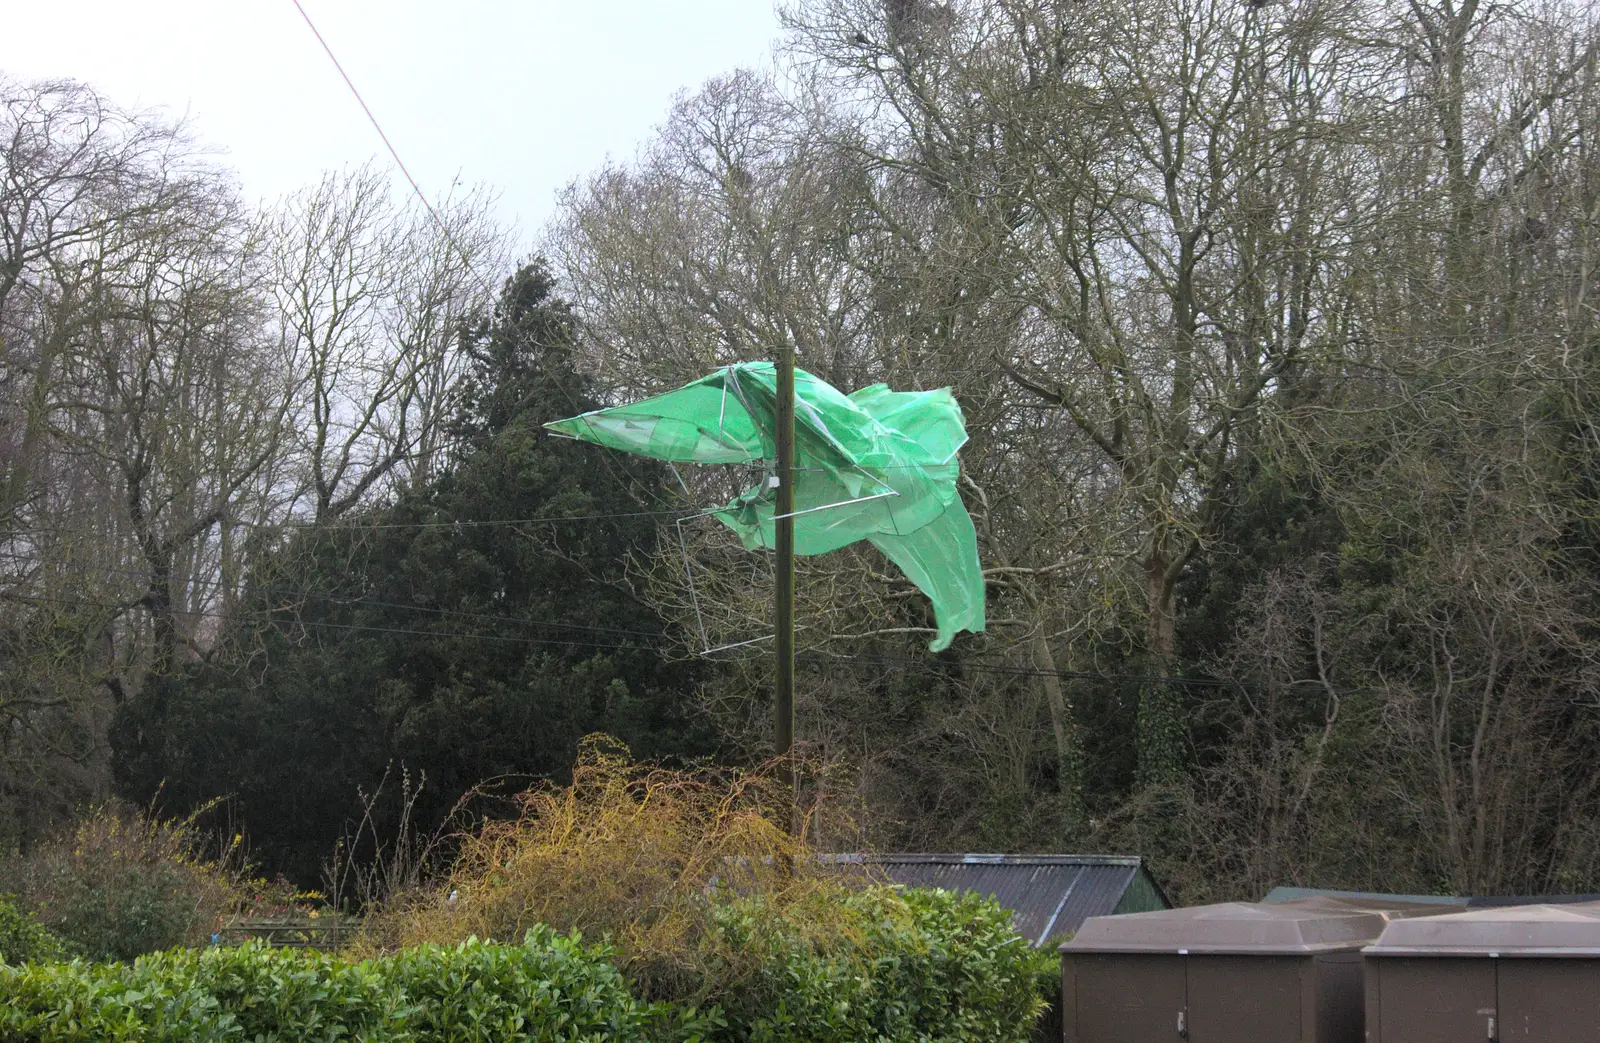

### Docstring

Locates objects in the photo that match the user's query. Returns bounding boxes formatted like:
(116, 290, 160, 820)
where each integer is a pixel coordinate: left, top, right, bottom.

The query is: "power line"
(258, 616, 655, 648)
(4, 557, 669, 641)
(286, 0, 679, 520)
(291, 507, 707, 530)
(0, 506, 714, 546)
(6, 581, 1373, 694)
(798, 647, 1376, 696)
(289, 0, 436, 241)
(2, 590, 663, 652)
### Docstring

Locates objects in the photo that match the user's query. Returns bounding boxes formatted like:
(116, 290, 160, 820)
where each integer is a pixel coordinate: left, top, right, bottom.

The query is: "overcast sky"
(2, 1, 782, 245)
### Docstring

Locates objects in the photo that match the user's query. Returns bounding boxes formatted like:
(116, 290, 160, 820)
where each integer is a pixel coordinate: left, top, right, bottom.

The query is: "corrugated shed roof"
(1263, 885, 1600, 908)
(1263, 886, 1461, 906)
(1467, 893, 1600, 907)
(824, 854, 1167, 945)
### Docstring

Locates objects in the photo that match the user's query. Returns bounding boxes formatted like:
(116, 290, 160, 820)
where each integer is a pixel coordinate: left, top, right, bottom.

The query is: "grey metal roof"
(823, 853, 1166, 946)
(1263, 885, 1600, 909)
(1468, 893, 1600, 908)
(1263, 886, 1462, 906)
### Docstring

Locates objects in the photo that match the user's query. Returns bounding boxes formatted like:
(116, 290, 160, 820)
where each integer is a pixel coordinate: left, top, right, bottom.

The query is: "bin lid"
(1364, 903, 1600, 957)
(1059, 899, 1393, 955)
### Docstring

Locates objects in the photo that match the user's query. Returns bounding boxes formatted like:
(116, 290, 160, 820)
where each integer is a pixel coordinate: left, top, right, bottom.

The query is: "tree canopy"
(110, 265, 711, 883)
(7, 0, 1600, 902)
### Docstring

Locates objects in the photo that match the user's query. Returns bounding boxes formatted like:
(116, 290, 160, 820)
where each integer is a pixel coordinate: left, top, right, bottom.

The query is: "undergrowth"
(0, 804, 243, 962)
(2, 740, 1050, 1043)
(0, 896, 69, 965)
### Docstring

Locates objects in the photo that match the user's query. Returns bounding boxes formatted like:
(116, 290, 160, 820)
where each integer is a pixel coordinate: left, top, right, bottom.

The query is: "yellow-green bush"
(351, 737, 1050, 1043)
(366, 736, 862, 1000)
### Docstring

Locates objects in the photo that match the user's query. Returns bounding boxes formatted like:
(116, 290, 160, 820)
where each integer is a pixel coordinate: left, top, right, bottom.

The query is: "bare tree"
(64, 176, 287, 679)
(271, 165, 505, 522)
(767, 0, 1409, 791)
(0, 77, 287, 838)
(1, 77, 189, 544)
(553, 67, 1104, 829)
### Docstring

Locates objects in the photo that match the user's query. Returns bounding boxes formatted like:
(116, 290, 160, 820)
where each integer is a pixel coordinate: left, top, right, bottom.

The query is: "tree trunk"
(1136, 552, 1185, 788)
(142, 550, 179, 680)
(1029, 630, 1085, 832)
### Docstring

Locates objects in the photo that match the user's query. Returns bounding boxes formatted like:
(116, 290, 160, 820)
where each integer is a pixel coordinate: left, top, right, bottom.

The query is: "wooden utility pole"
(774, 343, 796, 807)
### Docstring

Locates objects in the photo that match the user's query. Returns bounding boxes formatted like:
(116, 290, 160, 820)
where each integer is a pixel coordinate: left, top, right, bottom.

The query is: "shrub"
(0, 957, 228, 1043)
(0, 928, 663, 1043)
(381, 930, 666, 1042)
(1, 805, 238, 962)
(711, 886, 1050, 1043)
(169, 941, 403, 1041)
(1029, 946, 1064, 1043)
(0, 896, 69, 965)
(360, 737, 1049, 1042)
(0, 909, 1046, 1043)
(367, 736, 862, 1000)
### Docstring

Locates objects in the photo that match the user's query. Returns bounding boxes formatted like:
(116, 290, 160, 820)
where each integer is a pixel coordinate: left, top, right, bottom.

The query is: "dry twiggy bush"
(364, 736, 873, 999)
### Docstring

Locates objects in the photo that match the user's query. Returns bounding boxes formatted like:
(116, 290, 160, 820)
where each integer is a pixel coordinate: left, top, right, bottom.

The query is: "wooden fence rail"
(215, 916, 357, 950)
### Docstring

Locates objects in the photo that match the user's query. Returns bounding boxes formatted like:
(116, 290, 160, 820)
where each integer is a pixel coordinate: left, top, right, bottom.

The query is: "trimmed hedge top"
(712, 886, 1049, 1043)
(0, 927, 655, 1043)
(0, 887, 1050, 1043)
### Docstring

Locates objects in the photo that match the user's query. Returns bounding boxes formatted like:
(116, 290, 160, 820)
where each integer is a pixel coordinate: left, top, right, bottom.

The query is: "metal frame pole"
(774, 344, 796, 810)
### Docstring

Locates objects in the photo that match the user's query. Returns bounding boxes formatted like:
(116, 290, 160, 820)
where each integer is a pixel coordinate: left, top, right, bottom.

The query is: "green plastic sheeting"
(545, 362, 985, 651)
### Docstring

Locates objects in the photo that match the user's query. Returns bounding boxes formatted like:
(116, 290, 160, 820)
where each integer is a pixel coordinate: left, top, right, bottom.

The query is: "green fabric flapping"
(545, 362, 985, 651)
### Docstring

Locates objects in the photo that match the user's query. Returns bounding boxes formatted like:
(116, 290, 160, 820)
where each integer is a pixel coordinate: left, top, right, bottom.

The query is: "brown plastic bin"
(1058, 899, 1454, 1043)
(1363, 903, 1600, 1043)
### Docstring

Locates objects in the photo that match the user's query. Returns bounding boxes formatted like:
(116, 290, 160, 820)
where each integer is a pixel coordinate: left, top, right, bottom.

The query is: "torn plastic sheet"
(545, 362, 984, 651)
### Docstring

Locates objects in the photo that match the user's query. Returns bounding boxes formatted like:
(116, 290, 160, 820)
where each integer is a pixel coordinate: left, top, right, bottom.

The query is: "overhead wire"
(287, 0, 680, 518)
(0, 507, 714, 546)
(289, 0, 433, 224)
(798, 647, 1376, 695)
(2, 590, 661, 652)
(4, 556, 670, 640)
(281, 507, 707, 529)
(5, 572, 1369, 693)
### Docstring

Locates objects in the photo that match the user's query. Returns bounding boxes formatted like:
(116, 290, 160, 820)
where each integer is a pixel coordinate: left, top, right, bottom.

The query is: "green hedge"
(712, 886, 1049, 1043)
(0, 927, 659, 1043)
(0, 888, 1050, 1043)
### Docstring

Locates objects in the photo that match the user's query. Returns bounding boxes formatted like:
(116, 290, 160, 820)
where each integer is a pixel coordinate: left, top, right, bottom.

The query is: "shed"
(1059, 899, 1453, 1043)
(1264, 886, 1462, 907)
(1264, 885, 1600, 908)
(1468, 892, 1600, 908)
(823, 853, 1168, 946)
(1363, 903, 1600, 1042)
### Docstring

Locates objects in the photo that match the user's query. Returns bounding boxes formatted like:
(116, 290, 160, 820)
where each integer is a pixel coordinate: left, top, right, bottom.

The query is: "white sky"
(2, 1, 783, 246)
